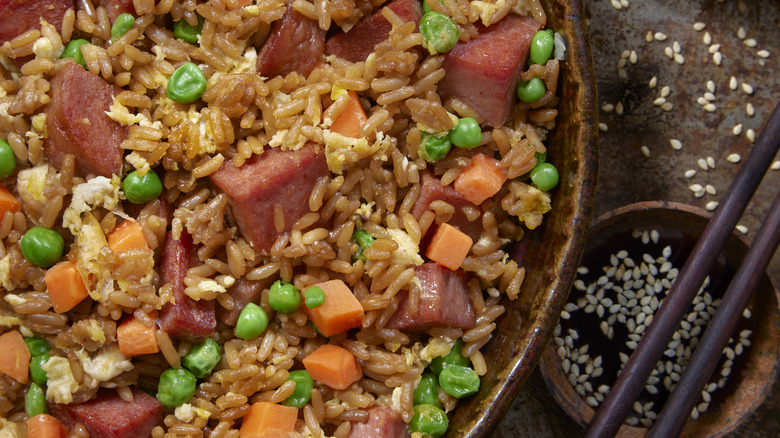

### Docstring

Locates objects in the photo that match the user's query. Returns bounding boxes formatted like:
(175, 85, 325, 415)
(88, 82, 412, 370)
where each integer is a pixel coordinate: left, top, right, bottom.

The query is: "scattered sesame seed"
(705, 184, 717, 195)
(629, 50, 638, 64)
(601, 103, 615, 112)
(732, 124, 743, 136)
(645, 31, 654, 43)
(610, 0, 622, 10)
(655, 32, 668, 41)
(772, 160, 780, 170)
(747, 129, 756, 142)
(617, 57, 627, 69)
(653, 97, 667, 106)
(729, 76, 738, 90)
(706, 156, 716, 168)
(743, 38, 757, 48)
(697, 96, 709, 106)
(704, 92, 716, 102)
(598, 123, 608, 132)
(674, 53, 685, 65)
(620, 0, 629, 8)
(649, 76, 657, 88)
(664, 46, 674, 58)
(616, 102, 624, 115)
(706, 80, 715, 93)
(705, 201, 719, 211)
(703, 103, 717, 112)
(689, 184, 703, 192)
(727, 153, 741, 163)
(670, 139, 683, 150)
(577, 266, 589, 275)
(757, 49, 770, 58)
(742, 83, 754, 94)
(693, 22, 706, 31)
(641, 146, 650, 158)
(746, 103, 755, 117)
(737, 26, 746, 39)
(660, 86, 671, 97)
(713, 52, 723, 65)
(697, 158, 709, 170)
(684, 169, 697, 178)
(661, 102, 674, 111)
(708, 44, 720, 54)
(702, 32, 712, 45)
(672, 41, 681, 53)
(736, 224, 748, 234)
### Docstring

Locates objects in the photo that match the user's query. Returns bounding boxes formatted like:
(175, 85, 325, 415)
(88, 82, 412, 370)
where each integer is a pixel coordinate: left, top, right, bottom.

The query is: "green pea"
(111, 13, 135, 38)
(24, 337, 51, 357)
(422, 0, 444, 13)
(174, 15, 205, 45)
(25, 383, 48, 418)
(418, 133, 451, 163)
(534, 151, 547, 164)
(517, 77, 546, 103)
(157, 368, 197, 408)
(0, 139, 16, 179)
(282, 370, 314, 408)
(235, 303, 269, 340)
(451, 117, 481, 149)
(182, 338, 221, 379)
(351, 229, 374, 262)
(269, 280, 301, 314)
(429, 339, 469, 375)
(419, 11, 460, 54)
(30, 353, 49, 387)
(530, 162, 559, 191)
(438, 364, 480, 398)
(167, 62, 207, 104)
(529, 29, 555, 65)
(414, 372, 442, 408)
(303, 286, 325, 309)
(410, 404, 449, 438)
(20, 227, 64, 268)
(61, 39, 90, 68)
(122, 169, 162, 204)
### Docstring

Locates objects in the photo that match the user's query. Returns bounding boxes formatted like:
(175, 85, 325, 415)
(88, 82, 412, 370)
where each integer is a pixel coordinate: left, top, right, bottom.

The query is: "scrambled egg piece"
(31, 113, 46, 134)
(175, 403, 212, 422)
(323, 130, 393, 174)
(16, 165, 51, 203)
(503, 181, 551, 230)
(0, 254, 11, 291)
(184, 276, 234, 301)
(83, 319, 107, 345)
(354, 202, 375, 219)
(0, 417, 20, 437)
(419, 337, 456, 363)
(106, 96, 148, 126)
(0, 315, 23, 329)
(387, 229, 424, 267)
(75, 212, 114, 302)
(42, 356, 79, 404)
(63, 176, 121, 233)
(75, 345, 133, 385)
(229, 47, 257, 74)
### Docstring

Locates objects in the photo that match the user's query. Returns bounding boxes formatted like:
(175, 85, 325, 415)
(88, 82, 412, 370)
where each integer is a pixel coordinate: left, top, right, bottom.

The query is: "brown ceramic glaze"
(539, 201, 780, 437)
(448, 0, 599, 436)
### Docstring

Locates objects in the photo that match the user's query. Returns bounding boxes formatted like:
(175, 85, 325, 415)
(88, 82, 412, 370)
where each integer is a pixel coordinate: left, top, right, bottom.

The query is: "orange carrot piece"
(0, 185, 21, 219)
(329, 90, 367, 138)
(117, 311, 159, 357)
(453, 153, 507, 205)
(303, 344, 362, 390)
(301, 280, 364, 337)
(107, 219, 150, 253)
(0, 330, 30, 384)
(27, 414, 67, 438)
(425, 223, 473, 270)
(44, 260, 90, 314)
(239, 402, 298, 438)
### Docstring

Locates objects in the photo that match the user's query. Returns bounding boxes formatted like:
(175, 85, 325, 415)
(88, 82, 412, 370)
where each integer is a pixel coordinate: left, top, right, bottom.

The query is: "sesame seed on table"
(493, 0, 779, 436)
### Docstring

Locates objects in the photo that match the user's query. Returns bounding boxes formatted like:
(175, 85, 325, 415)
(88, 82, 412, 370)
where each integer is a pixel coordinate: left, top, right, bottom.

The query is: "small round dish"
(539, 201, 780, 437)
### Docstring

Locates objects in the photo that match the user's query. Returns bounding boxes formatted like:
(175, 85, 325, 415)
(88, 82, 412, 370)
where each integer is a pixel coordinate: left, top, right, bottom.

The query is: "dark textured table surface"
(494, 0, 779, 436)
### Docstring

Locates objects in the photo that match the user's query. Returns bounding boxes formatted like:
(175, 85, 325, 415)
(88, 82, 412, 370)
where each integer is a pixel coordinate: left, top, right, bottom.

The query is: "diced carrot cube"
(329, 90, 368, 138)
(27, 414, 67, 438)
(0, 330, 30, 384)
(45, 261, 90, 313)
(425, 223, 473, 270)
(302, 280, 364, 337)
(117, 312, 159, 357)
(303, 344, 362, 390)
(107, 219, 150, 253)
(239, 402, 298, 438)
(0, 185, 21, 219)
(453, 153, 507, 205)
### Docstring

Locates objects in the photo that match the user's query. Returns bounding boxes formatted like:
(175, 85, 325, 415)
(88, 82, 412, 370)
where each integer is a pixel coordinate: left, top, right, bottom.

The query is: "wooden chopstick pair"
(584, 102, 780, 438)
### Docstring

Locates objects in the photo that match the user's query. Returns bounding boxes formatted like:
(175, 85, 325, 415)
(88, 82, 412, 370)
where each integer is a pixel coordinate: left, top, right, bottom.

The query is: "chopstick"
(584, 101, 780, 438)
(649, 183, 780, 436)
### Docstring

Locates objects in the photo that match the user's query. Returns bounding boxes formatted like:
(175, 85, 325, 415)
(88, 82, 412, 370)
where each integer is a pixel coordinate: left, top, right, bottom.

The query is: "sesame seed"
(729, 76, 738, 90)
(617, 58, 627, 69)
(691, 408, 700, 420)
(705, 184, 717, 195)
(702, 32, 712, 45)
(757, 49, 770, 58)
(655, 32, 668, 41)
(732, 124, 743, 135)
(626, 416, 639, 426)
(743, 38, 757, 48)
(747, 129, 756, 142)
(708, 44, 720, 54)
(693, 22, 706, 31)
(645, 31, 654, 43)
(661, 102, 674, 111)
(698, 158, 708, 170)
(577, 266, 589, 275)
(689, 183, 703, 192)
(704, 103, 717, 112)
(742, 83, 754, 94)
(674, 53, 685, 65)
(746, 103, 755, 116)
(610, 0, 622, 10)
(649, 76, 657, 88)
(599, 123, 608, 132)
(670, 139, 683, 150)
(706, 156, 716, 168)
(629, 50, 638, 64)
(664, 46, 674, 58)
(641, 146, 650, 158)
(706, 80, 715, 93)
(620, 0, 629, 8)
(660, 86, 671, 97)
(704, 92, 716, 101)
(673, 41, 681, 53)
(697, 96, 709, 106)
(653, 97, 667, 106)
(737, 27, 746, 39)
(736, 224, 748, 234)
(641, 419, 653, 428)
(586, 396, 599, 407)
(616, 102, 624, 115)
(684, 169, 697, 178)
(713, 52, 723, 65)
(772, 160, 780, 170)
(706, 201, 719, 211)
(601, 103, 615, 112)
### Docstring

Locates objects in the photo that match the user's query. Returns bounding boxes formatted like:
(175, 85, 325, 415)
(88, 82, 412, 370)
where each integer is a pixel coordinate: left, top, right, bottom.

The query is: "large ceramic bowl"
(448, 0, 598, 435)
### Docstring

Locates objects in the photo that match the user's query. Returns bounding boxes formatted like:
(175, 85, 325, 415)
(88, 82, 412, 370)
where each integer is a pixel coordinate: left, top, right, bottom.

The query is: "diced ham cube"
(208, 142, 329, 254)
(0, 0, 74, 68)
(159, 231, 216, 341)
(324, 0, 422, 63)
(347, 406, 409, 438)
(44, 63, 126, 178)
(100, 0, 135, 21)
(386, 262, 475, 331)
(438, 14, 542, 127)
(256, 2, 325, 78)
(217, 276, 275, 326)
(49, 389, 162, 438)
(410, 171, 482, 242)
